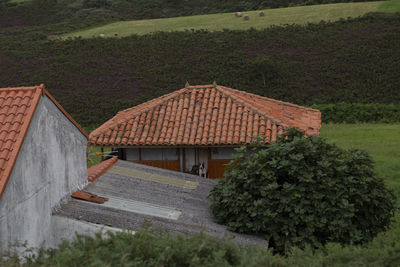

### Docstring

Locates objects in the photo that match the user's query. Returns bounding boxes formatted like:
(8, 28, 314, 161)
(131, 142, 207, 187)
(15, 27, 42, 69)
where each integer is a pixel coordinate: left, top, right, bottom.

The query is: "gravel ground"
(54, 161, 268, 247)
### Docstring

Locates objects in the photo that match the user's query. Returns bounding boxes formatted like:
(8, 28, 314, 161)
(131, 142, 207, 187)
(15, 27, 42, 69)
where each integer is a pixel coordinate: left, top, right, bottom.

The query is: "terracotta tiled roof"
(0, 84, 88, 199)
(89, 84, 321, 146)
(87, 156, 118, 182)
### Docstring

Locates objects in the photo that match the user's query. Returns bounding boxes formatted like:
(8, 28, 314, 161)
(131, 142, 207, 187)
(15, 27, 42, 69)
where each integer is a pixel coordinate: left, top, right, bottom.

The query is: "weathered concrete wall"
(51, 215, 125, 246)
(0, 96, 87, 250)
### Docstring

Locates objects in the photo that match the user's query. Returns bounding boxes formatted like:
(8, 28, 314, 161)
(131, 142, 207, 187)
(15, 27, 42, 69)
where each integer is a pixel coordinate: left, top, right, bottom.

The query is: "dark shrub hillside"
(209, 129, 396, 254)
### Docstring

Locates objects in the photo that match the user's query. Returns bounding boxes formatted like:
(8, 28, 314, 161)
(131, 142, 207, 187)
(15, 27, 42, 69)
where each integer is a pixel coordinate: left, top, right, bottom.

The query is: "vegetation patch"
(312, 103, 400, 123)
(209, 129, 397, 253)
(0, 15, 399, 127)
(62, 2, 382, 38)
(379, 0, 400, 13)
(0, 0, 385, 28)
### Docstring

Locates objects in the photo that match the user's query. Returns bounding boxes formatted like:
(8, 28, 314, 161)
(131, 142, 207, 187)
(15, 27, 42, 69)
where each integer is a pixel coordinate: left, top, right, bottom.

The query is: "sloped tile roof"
(89, 84, 321, 146)
(0, 84, 88, 199)
(87, 156, 118, 182)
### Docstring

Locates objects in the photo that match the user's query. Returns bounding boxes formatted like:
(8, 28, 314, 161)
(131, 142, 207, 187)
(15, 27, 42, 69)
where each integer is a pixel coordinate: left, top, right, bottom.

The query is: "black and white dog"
(198, 162, 207, 178)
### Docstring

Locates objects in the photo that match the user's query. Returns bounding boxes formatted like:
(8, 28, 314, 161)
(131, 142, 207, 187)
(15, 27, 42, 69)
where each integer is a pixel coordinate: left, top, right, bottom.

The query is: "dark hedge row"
(2, 226, 400, 266)
(0, 0, 381, 28)
(312, 103, 400, 123)
(0, 14, 399, 127)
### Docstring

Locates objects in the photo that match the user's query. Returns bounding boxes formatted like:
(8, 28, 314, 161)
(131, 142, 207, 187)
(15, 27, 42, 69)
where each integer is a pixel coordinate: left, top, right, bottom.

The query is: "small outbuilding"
(89, 84, 321, 178)
(0, 85, 88, 250)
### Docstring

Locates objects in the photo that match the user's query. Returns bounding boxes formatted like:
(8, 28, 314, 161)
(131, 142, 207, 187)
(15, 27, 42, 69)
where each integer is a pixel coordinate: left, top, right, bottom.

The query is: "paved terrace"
(54, 160, 268, 247)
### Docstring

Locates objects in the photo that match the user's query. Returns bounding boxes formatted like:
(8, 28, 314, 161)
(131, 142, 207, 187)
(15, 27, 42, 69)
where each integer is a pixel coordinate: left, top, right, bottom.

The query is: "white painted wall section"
(0, 96, 87, 251)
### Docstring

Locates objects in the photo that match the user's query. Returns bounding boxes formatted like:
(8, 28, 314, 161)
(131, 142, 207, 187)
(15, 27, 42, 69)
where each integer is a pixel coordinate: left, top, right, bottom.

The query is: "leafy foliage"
(251, 56, 280, 86)
(2, 219, 400, 266)
(209, 129, 397, 253)
(0, 14, 399, 127)
(8, 228, 277, 266)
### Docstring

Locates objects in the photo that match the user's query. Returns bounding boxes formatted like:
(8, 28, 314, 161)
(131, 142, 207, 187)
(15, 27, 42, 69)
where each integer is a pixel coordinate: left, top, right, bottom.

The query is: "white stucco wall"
(125, 148, 179, 161)
(126, 148, 139, 160)
(184, 148, 196, 172)
(0, 96, 87, 251)
(211, 147, 236, 160)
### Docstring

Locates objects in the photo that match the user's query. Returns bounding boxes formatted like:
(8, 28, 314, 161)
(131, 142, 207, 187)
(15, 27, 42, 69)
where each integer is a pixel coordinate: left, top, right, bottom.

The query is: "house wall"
(125, 148, 179, 161)
(124, 147, 236, 173)
(0, 96, 87, 250)
(210, 147, 236, 160)
(184, 148, 196, 172)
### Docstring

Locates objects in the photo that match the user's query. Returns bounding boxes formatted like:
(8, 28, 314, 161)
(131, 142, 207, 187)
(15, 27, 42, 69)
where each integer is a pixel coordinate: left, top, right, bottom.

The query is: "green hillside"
(63, 2, 383, 38)
(1, 14, 399, 127)
(379, 0, 400, 12)
(0, 0, 384, 28)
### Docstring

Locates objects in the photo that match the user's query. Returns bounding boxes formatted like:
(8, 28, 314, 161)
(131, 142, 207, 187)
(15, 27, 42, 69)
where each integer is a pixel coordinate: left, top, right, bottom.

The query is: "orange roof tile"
(89, 85, 321, 147)
(0, 84, 88, 199)
(87, 156, 118, 182)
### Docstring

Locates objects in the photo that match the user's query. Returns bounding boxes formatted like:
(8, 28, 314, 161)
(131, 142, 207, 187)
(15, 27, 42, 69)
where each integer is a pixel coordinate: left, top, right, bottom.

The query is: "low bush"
(209, 129, 397, 254)
(4, 229, 278, 266)
(2, 221, 400, 266)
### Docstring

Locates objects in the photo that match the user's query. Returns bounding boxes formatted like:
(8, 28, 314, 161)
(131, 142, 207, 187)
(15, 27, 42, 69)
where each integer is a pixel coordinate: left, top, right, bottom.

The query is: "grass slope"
(63, 2, 382, 38)
(379, 0, 400, 12)
(321, 123, 400, 194)
(2, 15, 399, 127)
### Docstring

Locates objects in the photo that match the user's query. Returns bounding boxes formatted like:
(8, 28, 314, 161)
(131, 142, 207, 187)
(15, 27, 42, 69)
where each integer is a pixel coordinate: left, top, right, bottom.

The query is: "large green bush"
(209, 129, 396, 253)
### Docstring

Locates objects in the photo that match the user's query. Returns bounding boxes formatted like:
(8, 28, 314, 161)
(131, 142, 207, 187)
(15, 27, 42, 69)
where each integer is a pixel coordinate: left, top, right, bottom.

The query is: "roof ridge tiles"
(89, 84, 321, 146)
(215, 86, 285, 129)
(87, 157, 118, 182)
(89, 88, 189, 139)
(218, 85, 319, 112)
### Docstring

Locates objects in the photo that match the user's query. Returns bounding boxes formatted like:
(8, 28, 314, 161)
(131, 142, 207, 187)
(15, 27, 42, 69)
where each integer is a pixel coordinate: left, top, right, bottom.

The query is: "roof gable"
(89, 84, 321, 147)
(0, 84, 88, 199)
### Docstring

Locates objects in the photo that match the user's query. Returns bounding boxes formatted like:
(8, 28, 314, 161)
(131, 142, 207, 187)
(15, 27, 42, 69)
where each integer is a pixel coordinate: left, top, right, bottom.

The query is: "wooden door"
(208, 160, 231, 179)
(134, 160, 180, 172)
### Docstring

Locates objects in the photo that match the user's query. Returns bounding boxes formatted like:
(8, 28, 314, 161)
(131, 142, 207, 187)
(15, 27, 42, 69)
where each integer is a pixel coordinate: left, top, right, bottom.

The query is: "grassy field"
(379, 0, 400, 12)
(62, 2, 382, 38)
(321, 123, 400, 195)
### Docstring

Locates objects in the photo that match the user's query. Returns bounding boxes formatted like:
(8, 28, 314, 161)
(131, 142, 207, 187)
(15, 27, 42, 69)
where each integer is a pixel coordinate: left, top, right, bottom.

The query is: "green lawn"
(87, 146, 113, 167)
(321, 123, 400, 194)
(8, 0, 30, 3)
(62, 2, 382, 38)
(379, 0, 400, 12)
